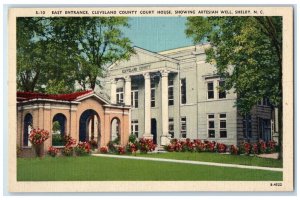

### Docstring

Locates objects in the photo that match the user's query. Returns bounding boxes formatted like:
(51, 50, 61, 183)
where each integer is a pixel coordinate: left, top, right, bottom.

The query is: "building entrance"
(79, 109, 100, 144)
(151, 118, 157, 144)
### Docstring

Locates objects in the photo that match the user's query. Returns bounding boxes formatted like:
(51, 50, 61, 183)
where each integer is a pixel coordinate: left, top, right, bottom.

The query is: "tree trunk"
(90, 77, 96, 90)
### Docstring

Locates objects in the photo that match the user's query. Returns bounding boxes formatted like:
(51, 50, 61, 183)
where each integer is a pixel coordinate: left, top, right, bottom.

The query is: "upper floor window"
(168, 78, 174, 106)
(181, 78, 186, 104)
(131, 86, 138, 108)
(218, 80, 226, 99)
(151, 80, 155, 107)
(116, 88, 124, 104)
(258, 98, 271, 106)
(207, 82, 214, 99)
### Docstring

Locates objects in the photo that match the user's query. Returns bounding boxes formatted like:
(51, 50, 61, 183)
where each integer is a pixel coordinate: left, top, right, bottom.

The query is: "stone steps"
(152, 146, 167, 153)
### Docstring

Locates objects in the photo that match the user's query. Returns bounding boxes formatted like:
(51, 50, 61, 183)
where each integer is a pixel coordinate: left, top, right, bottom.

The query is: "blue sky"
(123, 17, 194, 52)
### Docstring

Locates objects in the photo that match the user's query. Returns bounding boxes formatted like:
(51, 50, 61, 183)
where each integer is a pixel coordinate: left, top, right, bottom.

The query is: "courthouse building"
(104, 44, 278, 146)
(16, 44, 279, 153)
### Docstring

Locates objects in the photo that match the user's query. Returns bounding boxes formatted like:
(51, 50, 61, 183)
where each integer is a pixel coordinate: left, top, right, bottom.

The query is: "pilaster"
(110, 78, 117, 104)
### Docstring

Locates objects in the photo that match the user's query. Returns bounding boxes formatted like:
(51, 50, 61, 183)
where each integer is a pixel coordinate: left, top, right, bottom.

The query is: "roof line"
(133, 46, 179, 63)
(75, 92, 110, 105)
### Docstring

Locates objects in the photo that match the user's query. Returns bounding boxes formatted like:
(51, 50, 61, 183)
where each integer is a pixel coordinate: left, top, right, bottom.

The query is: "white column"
(275, 108, 279, 133)
(160, 70, 170, 145)
(124, 76, 132, 135)
(143, 72, 152, 138)
(110, 78, 117, 104)
(124, 76, 131, 106)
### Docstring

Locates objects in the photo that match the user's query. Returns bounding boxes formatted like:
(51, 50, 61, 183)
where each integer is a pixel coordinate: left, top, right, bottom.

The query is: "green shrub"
(62, 147, 73, 156)
(112, 136, 120, 145)
(129, 134, 137, 143)
(74, 142, 91, 156)
(107, 141, 117, 153)
(52, 134, 64, 146)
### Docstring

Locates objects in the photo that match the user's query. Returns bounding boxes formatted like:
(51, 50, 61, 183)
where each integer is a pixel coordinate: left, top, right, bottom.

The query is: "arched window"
(52, 113, 67, 146)
(23, 113, 33, 147)
(111, 118, 121, 144)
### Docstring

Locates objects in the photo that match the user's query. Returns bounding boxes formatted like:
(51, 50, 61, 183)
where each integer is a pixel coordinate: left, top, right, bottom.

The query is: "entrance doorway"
(79, 109, 100, 145)
(151, 118, 157, 144)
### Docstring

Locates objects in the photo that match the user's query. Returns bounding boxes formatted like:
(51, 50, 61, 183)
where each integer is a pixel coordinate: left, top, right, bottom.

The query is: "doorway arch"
(111, 117, 121, 144)
(52, 113, 67, 146)
(79, 109, 100, 145)
(23, 113, 33, 146)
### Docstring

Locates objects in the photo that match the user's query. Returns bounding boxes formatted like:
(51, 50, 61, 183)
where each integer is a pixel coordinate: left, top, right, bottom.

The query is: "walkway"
(92, 154, 283, 172)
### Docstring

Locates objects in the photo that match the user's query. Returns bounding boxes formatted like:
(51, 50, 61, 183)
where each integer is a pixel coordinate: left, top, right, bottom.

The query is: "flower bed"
(165, 139, 218, 153)
(47, 146, 59, 157)
(102, 135, 156, 155)
(137, 138, 156, 153)
(165, 138, 278, 156)
(61, 134, 77, 156)
(99, 146, 108, 154)
(74, 141, 91, 156)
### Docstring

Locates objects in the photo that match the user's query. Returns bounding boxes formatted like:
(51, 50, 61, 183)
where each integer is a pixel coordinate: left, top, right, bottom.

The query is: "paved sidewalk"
(257, 153, 279, 159)
(92, 154, 283, 172)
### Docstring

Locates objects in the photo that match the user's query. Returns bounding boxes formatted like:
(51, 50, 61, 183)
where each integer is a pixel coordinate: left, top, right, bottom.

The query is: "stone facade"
(104, 45, 278, 146)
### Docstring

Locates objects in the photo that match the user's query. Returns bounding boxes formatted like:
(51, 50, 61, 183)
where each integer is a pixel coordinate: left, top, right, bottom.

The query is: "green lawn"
(17, 156, 282, 181)
(131, 152, 282, 168)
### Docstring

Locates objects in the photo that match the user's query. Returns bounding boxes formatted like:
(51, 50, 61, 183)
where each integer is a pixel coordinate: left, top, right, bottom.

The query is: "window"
(219, 113, 227, 138)
(181, 78, 186, 104)
(131, 86, 138, 108)
(23, 113, 33, 147)
(208, 114, 215, 138)
(169, 118, 174, 138)
(111, 118, 120, 142)
(218, 80, 226, 99)
(116, 88, 124, 103)
(180, 117, 187, 138)
(151, 80, 155, 107)
(131, 120, 139, 138)
(258, 98, 271, 106)
(207, 82, 214, 99)
(243, 115, 252, 138)
(168, 78, 174, 106)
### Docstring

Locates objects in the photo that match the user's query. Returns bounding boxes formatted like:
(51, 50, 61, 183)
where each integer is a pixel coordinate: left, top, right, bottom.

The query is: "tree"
(17, 17, 49, 92)
(17, 17, 134, 93)
(185, 16, 282, 159)
(17, 17, 78, 93)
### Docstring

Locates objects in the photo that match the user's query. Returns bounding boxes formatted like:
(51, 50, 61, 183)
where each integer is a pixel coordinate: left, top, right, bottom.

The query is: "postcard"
(8, 6, 293, 192)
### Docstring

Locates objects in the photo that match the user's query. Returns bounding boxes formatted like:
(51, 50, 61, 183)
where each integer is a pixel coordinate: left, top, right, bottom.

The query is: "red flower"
(230, 145, 238, 155)
(47, 146, 59, 157)
(99, 146, 108, 153)
(117, 146, 126, 155)
(29, 128, 50, 145)
(217, 143, 227, 153)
